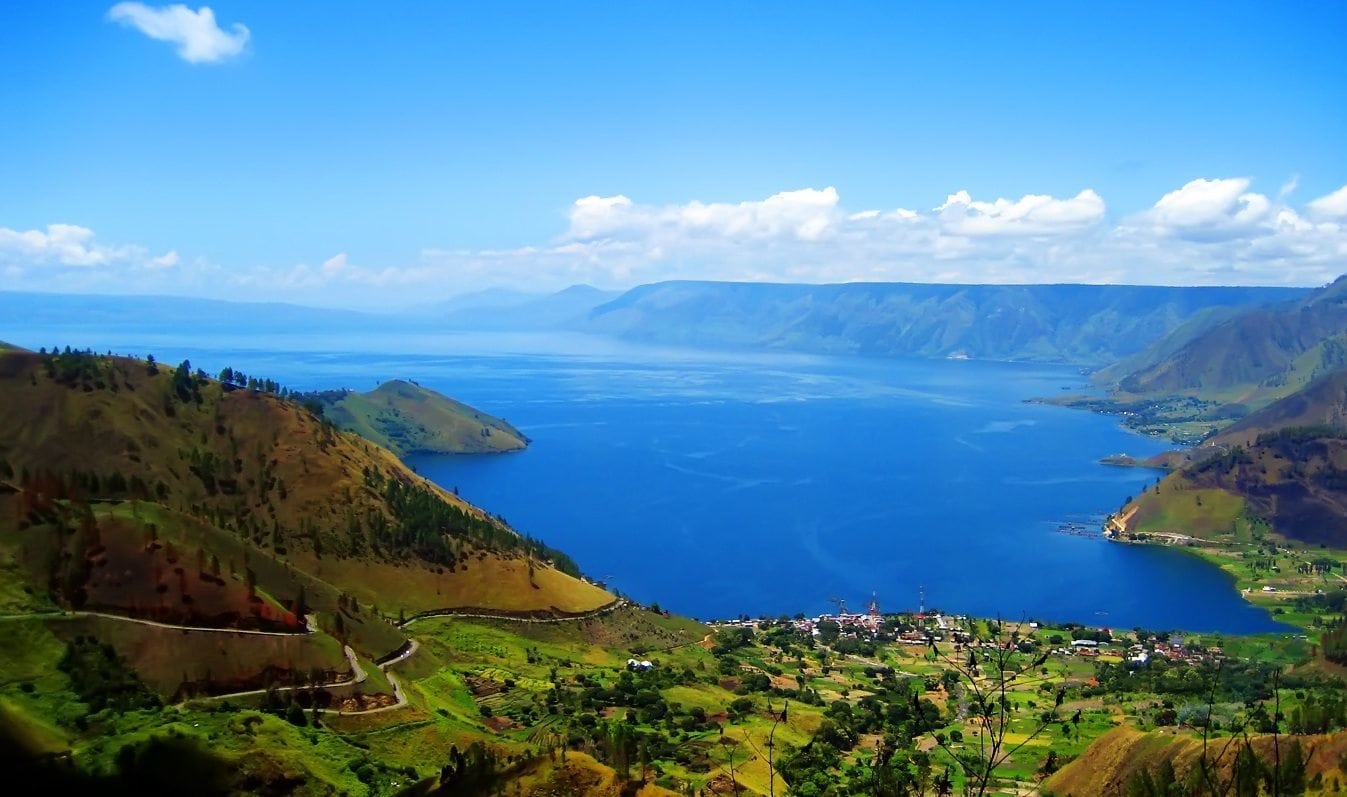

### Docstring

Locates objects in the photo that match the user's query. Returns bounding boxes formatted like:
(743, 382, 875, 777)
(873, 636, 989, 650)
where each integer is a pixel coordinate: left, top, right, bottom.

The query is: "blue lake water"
(5, 328, 1290, 633)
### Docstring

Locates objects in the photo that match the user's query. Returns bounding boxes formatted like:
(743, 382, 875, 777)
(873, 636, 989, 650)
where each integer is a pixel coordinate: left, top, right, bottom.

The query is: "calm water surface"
(9, 328, 1290, 633)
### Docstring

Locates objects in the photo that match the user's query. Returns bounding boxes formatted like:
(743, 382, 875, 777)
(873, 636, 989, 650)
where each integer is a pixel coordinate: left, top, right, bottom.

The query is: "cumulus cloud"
(569, 187, 844, 243)
(107, 3, 249, 64)
(148, 250, 180, 268)
(1134, 177, 1274, 240)
(0, 223, 140, 267)
(0, 223, 191, 295)
(1308, 184, 1347, 220)
(321, 252, 347, 275)
(6, 176, 1345, 305)
(934, 189, 1105, 236)
(416, 178, 1347, 293)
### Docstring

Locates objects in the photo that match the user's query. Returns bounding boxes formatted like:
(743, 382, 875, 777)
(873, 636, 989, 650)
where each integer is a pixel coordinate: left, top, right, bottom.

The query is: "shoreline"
(1105, 530, 1342, 637)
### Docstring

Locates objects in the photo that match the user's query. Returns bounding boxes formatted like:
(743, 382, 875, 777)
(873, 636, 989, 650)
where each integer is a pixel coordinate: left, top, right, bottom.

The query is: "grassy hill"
(1105, 276, 1347, 404)
(1111, 367, 1347, 549)
(1209, 370, 1347, 448)
(6, 346, 1346, 795)
(0, 343, 656, 793)
(0, 345, 607, 628)
(1046, 726, 1347, 796)
(1121, 426, 1347, 548)
(308, 380, 528, 457)
(0, 347, 590, 590)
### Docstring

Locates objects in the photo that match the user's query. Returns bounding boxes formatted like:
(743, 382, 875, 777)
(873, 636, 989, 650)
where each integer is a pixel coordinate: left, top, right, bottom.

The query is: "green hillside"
(1209, 370, 1347, 448)
(1122, 427, 1347, 548)
(1063, 276, 1347, 442)
(1106, 276, 1347, 405)
(5, 345, 1347, 796)
(308, 380, 528, 457)
(1046, 725, 1347, 797)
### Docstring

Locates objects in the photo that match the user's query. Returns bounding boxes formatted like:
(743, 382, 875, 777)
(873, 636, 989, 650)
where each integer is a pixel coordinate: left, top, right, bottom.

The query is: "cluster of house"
(715, 607, 970, 645)
(710, 608, 1235, 675)
(1129, 638, 1224, 665)
(1043, 636, 1224, 666)
(1048, 639, 1114, 658)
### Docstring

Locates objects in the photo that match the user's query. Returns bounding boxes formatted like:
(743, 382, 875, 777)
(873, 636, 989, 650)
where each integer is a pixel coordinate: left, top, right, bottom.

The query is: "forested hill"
(0, 345, 607, 618)
(578, 281, 1305, 365)
(305, 379, 529, 456)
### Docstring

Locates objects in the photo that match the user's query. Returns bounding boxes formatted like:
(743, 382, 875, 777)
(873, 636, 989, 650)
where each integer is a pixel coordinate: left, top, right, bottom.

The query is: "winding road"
(9, 597, 626, 717)
(0, 608, 315, 636)
(399, 598, 626, 629)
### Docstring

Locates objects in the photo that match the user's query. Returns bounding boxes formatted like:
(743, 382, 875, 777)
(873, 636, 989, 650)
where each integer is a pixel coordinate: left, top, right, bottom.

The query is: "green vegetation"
(1077, 276, 1347, 442)
(305, 379, 528, 456)
(0, 344, 622, 793)
(8, 339, 1347, 794)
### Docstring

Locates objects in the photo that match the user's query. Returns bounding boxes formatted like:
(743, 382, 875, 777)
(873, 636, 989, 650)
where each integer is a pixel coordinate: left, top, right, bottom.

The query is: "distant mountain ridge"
(579, 280, 1308, 365)
(421, 284, 621, 330)
(1, 281, 1311, 367)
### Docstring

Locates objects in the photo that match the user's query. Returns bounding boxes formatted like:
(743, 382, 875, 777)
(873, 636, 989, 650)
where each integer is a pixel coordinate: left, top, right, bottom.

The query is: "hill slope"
(1107, 275, 1347, 403)
(0, 346, 607, 626)
(1118, 424, 1347, 547)
(1046, 726, 1347, 796)
(580, 281, 1305, 365)
(1209, 370, 1347, 448)
(309, 380, 528, 456)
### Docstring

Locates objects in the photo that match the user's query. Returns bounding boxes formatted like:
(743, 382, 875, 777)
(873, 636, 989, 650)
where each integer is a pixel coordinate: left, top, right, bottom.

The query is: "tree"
(933, 617, 1059, 797)
(1274, 738, 1306, 796)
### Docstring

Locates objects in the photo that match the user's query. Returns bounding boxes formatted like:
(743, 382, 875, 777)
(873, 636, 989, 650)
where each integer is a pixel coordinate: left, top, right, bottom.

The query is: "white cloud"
(6, 176, 1344, 305)
(412, 178, 1346, 293)
(0, 223, 185, 278)
(568, 187, 844, 244)
(0, 223, 137, 266)
(1307, 184, 1347, 220)
(148, 249, 180, 268)
(107, 3, 249, 64)
(1136, 177, 1275, 240)
(934, 189, 1105, 236)
(321, 252, 347, 275)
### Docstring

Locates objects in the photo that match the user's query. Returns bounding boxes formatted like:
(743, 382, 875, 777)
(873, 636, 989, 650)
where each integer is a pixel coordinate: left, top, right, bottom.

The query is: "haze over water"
(15, 328, 1289, 634)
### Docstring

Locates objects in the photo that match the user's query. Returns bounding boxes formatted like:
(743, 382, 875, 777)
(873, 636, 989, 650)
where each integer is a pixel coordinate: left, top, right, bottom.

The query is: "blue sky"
(1, 2, 1345, 306)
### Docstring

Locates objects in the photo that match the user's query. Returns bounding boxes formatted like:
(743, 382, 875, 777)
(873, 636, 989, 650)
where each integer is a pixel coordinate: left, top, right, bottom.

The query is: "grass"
(318, 379, 528, 456)
(0, 696, 71, 757)
(308, 551, 612, 616)
(0, 349, 595, 645)
(1128, 484, 1247, 539)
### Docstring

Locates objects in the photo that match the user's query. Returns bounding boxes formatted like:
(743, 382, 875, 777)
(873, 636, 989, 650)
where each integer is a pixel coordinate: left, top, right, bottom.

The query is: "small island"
(306, 379, 529, 457)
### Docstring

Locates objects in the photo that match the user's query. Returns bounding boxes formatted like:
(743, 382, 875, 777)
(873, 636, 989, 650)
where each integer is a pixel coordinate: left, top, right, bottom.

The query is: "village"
(707, 590, 1230, 667)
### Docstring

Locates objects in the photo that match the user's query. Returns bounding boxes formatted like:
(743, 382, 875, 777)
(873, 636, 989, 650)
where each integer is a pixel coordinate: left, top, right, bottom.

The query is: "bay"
(6, 327, 1289, 633)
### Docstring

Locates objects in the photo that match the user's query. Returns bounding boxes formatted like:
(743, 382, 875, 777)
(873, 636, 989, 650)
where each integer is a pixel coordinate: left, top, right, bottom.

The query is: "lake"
(6, 328, 1289, 633)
